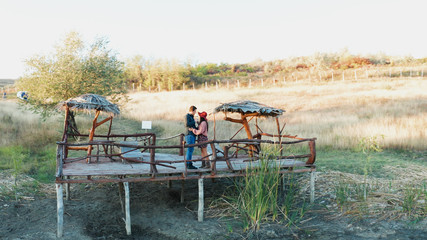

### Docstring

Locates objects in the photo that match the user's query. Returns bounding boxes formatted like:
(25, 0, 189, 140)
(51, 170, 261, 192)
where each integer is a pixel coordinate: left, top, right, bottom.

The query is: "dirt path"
(1, 176, 427, 239)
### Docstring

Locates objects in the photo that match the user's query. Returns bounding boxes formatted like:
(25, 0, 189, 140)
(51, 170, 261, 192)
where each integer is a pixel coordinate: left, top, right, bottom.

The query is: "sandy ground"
(1, 172, 427, 240)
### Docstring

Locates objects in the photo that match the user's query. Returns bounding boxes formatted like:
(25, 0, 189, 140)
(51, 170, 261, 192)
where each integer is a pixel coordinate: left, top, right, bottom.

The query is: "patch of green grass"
(317, 149, 427, 178)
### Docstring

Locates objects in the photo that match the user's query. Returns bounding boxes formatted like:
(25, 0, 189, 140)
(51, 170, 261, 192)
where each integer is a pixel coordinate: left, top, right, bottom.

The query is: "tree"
(17, 32, 125, 110)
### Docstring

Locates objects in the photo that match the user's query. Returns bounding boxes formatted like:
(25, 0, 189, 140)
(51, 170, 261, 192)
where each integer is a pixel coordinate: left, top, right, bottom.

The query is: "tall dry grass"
(122, 79, 427, 150)
(0, 101, 62, 150)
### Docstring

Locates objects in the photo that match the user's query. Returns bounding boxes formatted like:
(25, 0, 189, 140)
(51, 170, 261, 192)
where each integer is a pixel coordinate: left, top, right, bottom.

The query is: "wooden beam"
(56, 183, 64, 238)
(224, 117, 243, 124)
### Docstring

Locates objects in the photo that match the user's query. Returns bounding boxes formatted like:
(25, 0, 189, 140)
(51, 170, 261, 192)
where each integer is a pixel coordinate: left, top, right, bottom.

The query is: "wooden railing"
(56, 133, 316, 179)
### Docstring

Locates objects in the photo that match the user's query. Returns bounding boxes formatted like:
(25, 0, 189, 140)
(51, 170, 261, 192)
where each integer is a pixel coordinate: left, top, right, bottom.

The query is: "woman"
(192, 111, 210, 168)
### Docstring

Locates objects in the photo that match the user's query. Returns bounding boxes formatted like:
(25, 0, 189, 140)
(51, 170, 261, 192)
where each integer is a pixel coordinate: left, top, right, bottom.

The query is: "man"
(184, 106, 198, 169)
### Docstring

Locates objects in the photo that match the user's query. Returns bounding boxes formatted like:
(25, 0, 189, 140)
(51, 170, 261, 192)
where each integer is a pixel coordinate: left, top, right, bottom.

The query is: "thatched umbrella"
(57, 94, 120, 162)
(214, 100, 284, 117)
(214, 100, 285, 156)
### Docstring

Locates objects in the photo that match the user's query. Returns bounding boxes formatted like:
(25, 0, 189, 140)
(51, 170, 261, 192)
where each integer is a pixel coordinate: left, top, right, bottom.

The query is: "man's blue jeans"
(185, 135, 196, 165)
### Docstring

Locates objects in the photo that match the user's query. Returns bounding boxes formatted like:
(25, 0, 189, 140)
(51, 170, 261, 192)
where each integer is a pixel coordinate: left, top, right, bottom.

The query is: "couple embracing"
(185, 105, 210, 170)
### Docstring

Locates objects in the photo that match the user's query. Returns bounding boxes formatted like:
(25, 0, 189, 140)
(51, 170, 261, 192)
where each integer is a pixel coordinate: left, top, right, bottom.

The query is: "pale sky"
(0, 0, 426, 79)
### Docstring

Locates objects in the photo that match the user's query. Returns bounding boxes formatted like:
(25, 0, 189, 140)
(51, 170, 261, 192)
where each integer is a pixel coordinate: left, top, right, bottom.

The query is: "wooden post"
(87, 110, 101, 163)
(198, 178, 204, 222)
(179, 134, 184, 156)
(183, 83, 185, 91)
(331, 71, 334, 82)
(56, 183, 64, 238)
(213, 114, 216, 140)
(342, 71, 345, 81)
(210, 142, 217, 175)
(283, 76, 286, 84)
(275, 117, 282, 156)
(192, 83, 195, 90)
(261, 78, 264, 87)
(237, 80, 240, 88)
(249, 79, 252, 88)
(310, 171, 315, 203)
(205, 81, 207, 90)
(354, 70, 357, 81)
(124, 182, 131, 235)
(241, 115, 256, 157)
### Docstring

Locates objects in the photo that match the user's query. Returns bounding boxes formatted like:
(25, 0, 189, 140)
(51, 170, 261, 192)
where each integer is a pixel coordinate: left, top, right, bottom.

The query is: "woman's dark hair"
(200, 117, 208, 132)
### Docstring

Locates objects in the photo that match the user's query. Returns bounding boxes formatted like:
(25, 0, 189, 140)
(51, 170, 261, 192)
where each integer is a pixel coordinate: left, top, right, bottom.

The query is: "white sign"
(141, 121, 152, 130)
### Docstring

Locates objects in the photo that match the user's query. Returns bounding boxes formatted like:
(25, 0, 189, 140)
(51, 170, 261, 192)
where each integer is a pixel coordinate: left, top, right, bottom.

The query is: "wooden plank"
(62, 154, 309, 177)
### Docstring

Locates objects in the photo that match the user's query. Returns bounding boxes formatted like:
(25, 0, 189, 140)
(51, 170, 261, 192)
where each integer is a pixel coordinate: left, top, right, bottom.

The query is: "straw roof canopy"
(214, 100, 284, 117)
(57, 94, 120, 115)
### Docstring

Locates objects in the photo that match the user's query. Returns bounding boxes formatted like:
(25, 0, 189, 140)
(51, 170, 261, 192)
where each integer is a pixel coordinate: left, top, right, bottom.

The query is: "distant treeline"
(124, 51, 427, 91)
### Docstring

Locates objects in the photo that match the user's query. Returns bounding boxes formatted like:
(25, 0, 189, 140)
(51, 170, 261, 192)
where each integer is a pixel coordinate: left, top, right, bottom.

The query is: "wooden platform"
(62, 152, 312, 177)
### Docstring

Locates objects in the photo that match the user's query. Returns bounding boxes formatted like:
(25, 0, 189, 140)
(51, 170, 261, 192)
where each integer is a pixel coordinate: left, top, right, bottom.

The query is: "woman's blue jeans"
(185, 135, 196, 165)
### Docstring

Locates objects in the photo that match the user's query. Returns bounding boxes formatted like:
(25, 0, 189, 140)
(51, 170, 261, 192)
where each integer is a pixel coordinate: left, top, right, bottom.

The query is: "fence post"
(205, 82, 207, 90)
(249, 79, 252, 88)
(354, 69, 358, 81)
(283, 76, 286, 84)
(193, 83, 195, 90)
(342, 71, 345, 81)
(261, 78, 264, 87)
(331, 71, 334, 82)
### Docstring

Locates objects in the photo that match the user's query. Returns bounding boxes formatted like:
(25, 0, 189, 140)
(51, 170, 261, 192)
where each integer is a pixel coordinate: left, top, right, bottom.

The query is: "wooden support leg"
(118, 182, 125, 213)
(180, 181, 185, 203)
(167, 174, 172, 188)
(198, 178, 204, 222)
(124, 182, 131, 235)
(310, 171, 315, 204)
(56, 183, 64, 238)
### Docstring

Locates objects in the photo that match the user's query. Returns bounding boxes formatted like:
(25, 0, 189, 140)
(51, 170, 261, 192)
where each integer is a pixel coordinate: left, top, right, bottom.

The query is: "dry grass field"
(123, 78, 427, 150)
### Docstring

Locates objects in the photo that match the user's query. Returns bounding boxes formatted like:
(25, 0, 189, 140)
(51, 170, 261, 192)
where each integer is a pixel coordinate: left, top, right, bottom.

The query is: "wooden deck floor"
(62, 152, 311, 177)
